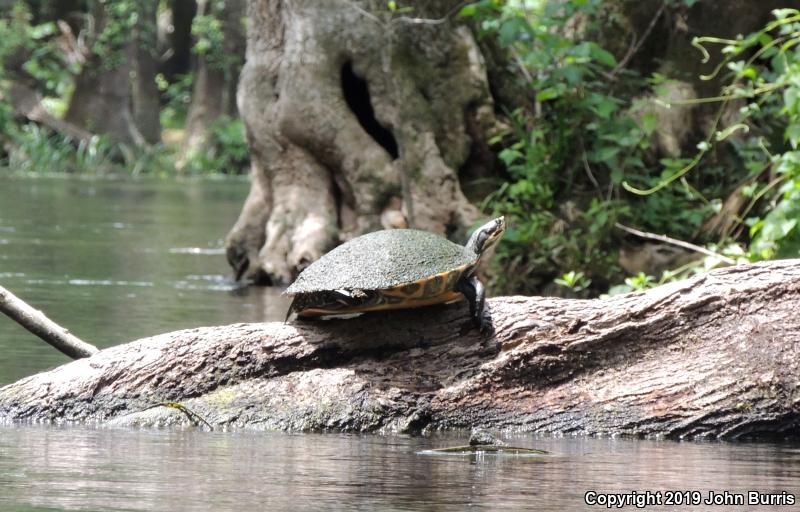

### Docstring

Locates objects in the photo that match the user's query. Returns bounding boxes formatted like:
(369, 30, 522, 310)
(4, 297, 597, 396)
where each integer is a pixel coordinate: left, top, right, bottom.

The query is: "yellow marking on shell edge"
(297, 291, 464, 317)
(386, 266, 469, 300)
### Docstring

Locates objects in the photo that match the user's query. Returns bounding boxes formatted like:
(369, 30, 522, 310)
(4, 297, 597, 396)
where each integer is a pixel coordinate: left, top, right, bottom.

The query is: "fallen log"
(1, 260, 799, 440)
(8, 81, 96, 144)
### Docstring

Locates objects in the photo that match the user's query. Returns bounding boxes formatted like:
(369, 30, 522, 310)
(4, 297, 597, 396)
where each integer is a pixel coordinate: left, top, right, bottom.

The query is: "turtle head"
(465, 216, 506, 257)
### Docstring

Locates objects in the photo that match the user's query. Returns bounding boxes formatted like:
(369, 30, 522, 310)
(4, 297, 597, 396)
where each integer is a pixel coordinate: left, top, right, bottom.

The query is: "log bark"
(1, 260, 799, 440)
(225, 0, 498, 284)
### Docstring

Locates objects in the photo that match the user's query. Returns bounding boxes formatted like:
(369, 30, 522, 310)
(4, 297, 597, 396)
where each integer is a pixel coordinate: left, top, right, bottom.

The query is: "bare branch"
(615, 222, 736, 265)
(0, 285, 98, 360)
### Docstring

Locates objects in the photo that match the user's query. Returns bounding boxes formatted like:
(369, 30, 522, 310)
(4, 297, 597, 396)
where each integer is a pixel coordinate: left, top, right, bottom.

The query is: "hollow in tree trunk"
(225, 0, 499, 284)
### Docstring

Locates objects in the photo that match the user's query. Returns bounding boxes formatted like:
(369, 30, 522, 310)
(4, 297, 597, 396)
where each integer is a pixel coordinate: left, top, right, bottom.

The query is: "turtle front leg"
(459, 274, 492, 334)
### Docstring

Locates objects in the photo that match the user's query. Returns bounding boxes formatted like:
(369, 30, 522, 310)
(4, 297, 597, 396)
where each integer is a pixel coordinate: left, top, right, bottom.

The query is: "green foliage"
(5, 124, 116, 174)
(179, 116, 250, 175)
(192, 2, 242, 73)
(464, 0, 669, 293)
(554, 270, 591, 293)
(0, 2, 76, 95)
(0, 2, 79, 160)
(158, 73, 194, 129)
(0, 1, 249, 178)
(681, 8, 800, 259)
(466, 1, 800, 295)
(92, 0, 138, 69)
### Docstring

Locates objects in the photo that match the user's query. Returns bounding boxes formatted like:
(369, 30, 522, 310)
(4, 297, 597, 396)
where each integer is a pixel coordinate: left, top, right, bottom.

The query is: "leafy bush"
(5, 124, 116, 174)
(686, 8, 800, 259)
(179, 116, 250, 175)
(465, 1, 800, 295)
(464, 0, 662, 293)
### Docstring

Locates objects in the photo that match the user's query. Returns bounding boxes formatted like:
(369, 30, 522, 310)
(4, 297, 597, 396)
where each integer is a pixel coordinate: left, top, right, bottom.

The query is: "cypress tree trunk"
(132, 0, 162, 144)
(225, 0, 499, 284)
(64, 2, 144, 146)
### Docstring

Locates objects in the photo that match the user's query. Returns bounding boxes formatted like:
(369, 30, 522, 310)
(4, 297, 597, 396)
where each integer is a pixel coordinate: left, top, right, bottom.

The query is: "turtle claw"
(477, 310, 495, 336)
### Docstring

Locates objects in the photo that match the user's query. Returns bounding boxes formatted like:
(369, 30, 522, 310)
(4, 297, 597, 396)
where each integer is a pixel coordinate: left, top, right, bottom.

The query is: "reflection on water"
(0, 176, 290, 386)
(0, 427, 799, 512)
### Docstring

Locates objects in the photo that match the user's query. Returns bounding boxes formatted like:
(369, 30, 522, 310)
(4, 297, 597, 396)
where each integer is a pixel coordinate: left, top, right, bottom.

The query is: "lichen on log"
(1, 260, 799, 440)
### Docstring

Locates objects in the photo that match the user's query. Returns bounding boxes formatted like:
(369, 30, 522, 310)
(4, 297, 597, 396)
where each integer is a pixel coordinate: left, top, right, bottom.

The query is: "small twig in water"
(142, 402, 214, 430)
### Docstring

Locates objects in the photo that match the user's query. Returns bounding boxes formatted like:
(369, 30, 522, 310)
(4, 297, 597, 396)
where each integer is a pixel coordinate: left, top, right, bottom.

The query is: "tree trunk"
(162, 0, 198, 80)
(64, 2, 144, 146)
(225, 0, 498, 284)
(1, 260, 799, 440)
(132, 0, 162, 144)
(7, 81, 95, 144)
(178, 0, 245, 171)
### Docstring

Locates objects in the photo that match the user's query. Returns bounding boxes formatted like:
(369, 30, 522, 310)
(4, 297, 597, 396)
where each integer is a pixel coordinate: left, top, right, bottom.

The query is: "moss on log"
(1, 260, 799, 440)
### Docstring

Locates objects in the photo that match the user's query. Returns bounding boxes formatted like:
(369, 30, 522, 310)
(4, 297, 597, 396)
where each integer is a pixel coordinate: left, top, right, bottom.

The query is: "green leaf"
(787, 124, 800, 149)
(591, 146, 621, 162)
(590, 44, 617, 68)
(640, 112, 657, 135)
(535, 88, 559, 102)
(591, 97, 618, 118)
(459, 4, 476, 16)
(561, 65, 583, 85)
(773, 8, 799, 20)
(498, 17, 527, 47)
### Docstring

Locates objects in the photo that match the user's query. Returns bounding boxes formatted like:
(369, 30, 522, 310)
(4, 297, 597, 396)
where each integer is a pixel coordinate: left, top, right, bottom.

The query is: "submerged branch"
(0, 285, 98, 359)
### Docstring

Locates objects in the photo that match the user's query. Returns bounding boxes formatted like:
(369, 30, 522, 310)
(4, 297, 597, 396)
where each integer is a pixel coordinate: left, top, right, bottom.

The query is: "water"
(0, 175, 289, 386)
(2, 176, 800, 511)
(1, 428, 799, 511)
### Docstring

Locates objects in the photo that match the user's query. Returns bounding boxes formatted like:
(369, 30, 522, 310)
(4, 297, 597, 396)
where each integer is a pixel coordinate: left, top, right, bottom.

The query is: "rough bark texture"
(225, 0, 498, 284)
(2, 260, 799, 440)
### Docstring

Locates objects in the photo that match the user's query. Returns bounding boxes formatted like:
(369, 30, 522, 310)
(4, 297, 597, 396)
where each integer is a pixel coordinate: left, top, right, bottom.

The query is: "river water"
(0, 175, 288, 385)
(1, 176, 799, 511)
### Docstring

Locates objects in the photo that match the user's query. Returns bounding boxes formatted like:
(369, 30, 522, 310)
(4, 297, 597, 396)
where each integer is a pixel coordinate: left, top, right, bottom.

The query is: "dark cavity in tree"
(340, 62, 399, 159)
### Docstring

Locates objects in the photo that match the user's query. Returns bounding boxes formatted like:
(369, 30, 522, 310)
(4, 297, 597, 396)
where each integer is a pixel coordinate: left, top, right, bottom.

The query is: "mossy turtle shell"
(285, 229, 478, 294)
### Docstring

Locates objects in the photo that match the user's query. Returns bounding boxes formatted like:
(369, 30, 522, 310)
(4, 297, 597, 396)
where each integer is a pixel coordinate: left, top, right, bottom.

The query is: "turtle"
(283, 216, 506, 331)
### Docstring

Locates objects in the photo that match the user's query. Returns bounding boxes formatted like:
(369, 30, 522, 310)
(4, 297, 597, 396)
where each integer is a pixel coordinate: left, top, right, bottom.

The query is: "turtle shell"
(285, 229, 478, 294)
